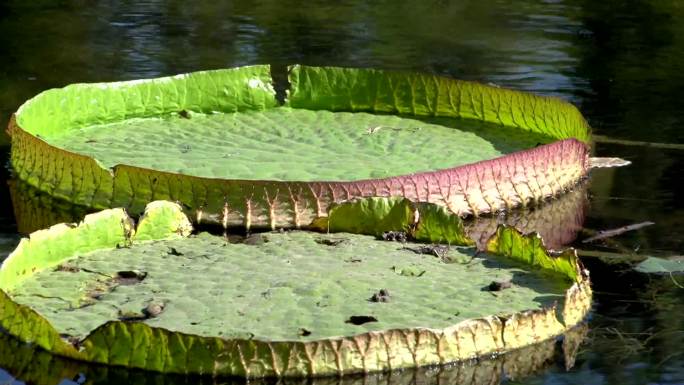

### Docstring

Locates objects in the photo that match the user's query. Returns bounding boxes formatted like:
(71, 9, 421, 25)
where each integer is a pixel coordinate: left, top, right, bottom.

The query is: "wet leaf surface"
(8, 230, 570, 341)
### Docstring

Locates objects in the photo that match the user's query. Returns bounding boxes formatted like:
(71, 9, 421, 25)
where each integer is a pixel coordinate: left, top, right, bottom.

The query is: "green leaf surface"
(16, 65, 276, 137)
(0, 209, 132, 291)
(288, 65, 591, 143)
(486, 226, 582, 282)
(41, 107, 552, 181)
(10, 231, 567, 341)
(312, 197, 414, 235)
(311, 197, 473, 245)
(0, 201, 189, 292)
(134, 201, 193, 241)
(413, 202, 475, 245)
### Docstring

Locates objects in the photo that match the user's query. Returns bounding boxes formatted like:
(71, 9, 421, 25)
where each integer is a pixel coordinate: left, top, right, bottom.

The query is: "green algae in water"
(45, 107, 554, 181)
(9, 231, 568, 341)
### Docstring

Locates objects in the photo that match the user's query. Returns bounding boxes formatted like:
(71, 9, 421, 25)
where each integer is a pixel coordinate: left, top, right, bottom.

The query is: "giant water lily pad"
(0, 201, 591, 378)
(9, 65, 591, 230)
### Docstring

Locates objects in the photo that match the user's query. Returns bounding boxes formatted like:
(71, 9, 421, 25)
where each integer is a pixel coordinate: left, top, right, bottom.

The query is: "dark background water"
(1, 1, 683, 384)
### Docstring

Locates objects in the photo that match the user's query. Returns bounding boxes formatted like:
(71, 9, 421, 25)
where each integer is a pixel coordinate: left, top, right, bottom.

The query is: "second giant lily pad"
(8, 65, 591, 229)
(0, 201, 591, 378)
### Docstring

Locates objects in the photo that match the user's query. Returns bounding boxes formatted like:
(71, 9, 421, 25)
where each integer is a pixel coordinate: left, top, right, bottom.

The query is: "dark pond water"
(1, 1, 683, 384)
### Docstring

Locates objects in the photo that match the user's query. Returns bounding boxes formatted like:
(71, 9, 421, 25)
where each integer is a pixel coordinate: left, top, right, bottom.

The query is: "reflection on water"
(466, 182, 588, 250)
(1, 0, 683, 384)
(8, 179, 94, 235)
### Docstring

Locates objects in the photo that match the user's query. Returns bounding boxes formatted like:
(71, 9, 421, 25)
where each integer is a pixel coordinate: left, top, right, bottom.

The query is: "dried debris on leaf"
(402, 245, 452, 262)
(487, 280, 513, 291)
(315, 238, 349, 246)
(381, 231, 408, 242)
(369, 289, 391, 303)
